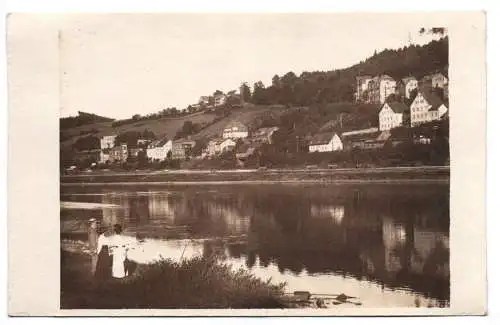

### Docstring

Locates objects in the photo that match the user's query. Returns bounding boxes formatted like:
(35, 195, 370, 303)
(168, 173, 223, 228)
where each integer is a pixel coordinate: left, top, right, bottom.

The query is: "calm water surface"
(61, 183, 450, 308)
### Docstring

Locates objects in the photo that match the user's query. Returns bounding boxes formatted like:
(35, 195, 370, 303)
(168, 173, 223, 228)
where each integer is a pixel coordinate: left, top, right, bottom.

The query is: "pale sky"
(59, 14, 443, 119)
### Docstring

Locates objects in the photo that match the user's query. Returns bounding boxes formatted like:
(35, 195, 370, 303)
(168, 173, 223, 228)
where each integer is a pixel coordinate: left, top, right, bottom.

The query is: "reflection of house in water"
(207, 202, 250, 235)
(310, 204, 345, 224)
(411, 228, 449, 277)
(101, 193, 130, 227)
(148, 193, 176, 224)
(382, 217, 408, 273)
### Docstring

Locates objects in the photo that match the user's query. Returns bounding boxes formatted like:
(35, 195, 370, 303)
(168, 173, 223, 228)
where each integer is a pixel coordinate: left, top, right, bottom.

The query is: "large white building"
(410, 89, 448, 127)
(222, 121, 249, 140)
(358, 75, 397, 104)
(355, 75, 373, 102)
(146, 138, 173, 161)
(378, 101, 409, 131)
(308, 132, 343, 153)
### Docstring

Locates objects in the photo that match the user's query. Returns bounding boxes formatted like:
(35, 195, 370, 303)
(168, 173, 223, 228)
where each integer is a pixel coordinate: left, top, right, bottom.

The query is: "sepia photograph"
(58, 14, 450, 310)
(6, 11, 487, 316)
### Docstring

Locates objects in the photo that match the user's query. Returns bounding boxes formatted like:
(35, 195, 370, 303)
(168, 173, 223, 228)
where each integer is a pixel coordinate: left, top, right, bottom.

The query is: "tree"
(115, 131, 141, 148)
(72, 135, 100, 151)
(252, 81, 268, 105)
(137, 150, 148, 168)
(141, 129, 156, 140)
(272, 75, 281, 88)
(240, 82, 252, 103)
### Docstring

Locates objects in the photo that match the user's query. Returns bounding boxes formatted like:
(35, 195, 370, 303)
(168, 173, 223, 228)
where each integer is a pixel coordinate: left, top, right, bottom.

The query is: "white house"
(146, 138, 173, 161)
(199, 96, 210, 106)
(421, 72, 448, 89)
(410, 89, 448, 127)
(379, 75, 397, 103)
(222, 121, 248, 139)
(308, 132, 343, 153)
(206, 138, 236, 157)
(100, 135, 116, 149)
(251, 127, 279, 144)
(214, 93, 227, 106)
(379, 101, 409, 131)
(401, 77, 418, 99)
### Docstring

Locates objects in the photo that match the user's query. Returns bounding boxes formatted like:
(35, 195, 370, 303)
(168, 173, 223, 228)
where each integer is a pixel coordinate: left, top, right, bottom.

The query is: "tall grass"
(61, 251, 286, 309)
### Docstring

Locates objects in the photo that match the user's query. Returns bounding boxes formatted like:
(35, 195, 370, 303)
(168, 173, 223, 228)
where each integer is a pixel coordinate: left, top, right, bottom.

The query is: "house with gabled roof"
(378, 101, 410, 131)
(308, 132, 343, 153)
(222, 121, 249, 139)
(205, 138, 236, 157)
(146, 137, 172, 161)
(410, 89, 448, 127)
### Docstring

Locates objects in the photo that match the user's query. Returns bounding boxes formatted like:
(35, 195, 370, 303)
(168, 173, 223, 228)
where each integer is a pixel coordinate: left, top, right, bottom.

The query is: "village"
(65, 70, 449, 173)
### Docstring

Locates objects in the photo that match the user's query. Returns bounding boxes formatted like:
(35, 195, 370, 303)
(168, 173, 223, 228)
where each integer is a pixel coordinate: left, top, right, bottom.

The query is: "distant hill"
(60, 111, 115, 130)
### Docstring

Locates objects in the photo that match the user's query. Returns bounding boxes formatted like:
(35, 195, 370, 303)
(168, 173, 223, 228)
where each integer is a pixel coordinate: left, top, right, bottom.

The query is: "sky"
(59, 14, 443, 119)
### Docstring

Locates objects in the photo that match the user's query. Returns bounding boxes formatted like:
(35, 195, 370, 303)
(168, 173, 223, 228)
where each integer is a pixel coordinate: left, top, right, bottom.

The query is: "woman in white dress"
(108, 224, 131, 279)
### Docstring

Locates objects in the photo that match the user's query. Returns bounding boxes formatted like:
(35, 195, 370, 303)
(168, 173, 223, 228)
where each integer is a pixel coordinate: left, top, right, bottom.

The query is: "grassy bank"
(61, 249, 286, 309)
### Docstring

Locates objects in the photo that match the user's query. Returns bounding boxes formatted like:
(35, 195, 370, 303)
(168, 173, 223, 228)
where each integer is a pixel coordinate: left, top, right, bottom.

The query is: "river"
(61, 182, 450, 308)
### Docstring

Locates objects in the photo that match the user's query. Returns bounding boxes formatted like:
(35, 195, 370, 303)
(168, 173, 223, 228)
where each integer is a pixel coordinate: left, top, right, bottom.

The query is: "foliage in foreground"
(61, 251, 286, 309)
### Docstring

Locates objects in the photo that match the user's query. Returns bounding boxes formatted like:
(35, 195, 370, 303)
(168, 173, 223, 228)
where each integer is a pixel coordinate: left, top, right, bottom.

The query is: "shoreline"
(61, 178, 449, 186)
(61, 166, 450, 186)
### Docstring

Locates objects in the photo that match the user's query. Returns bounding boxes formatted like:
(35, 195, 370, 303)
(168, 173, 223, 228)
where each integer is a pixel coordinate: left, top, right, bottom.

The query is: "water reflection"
(61, 183, 450, 307)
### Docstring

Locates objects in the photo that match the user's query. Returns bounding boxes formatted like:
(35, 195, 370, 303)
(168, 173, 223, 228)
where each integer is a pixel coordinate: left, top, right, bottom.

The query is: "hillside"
(60, 111, 115, 130)
(60, 37, 448, 151)
(60, 105, 288, 150)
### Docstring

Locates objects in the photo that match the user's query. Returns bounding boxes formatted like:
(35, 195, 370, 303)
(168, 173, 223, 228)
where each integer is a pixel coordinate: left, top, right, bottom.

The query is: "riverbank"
(61, 241, 287, 309)
(61, 166, 449, 185)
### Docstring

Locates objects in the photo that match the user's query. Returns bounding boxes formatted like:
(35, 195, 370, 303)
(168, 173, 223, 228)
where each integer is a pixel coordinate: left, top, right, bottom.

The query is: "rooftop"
(309, 132, 338, 146)
(418, 88, 445, 111)
(384, 101, 409, 114)
(224, 120, 248, 131)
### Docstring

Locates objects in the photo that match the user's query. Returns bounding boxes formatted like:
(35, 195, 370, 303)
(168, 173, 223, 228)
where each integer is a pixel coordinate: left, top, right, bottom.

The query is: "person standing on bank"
(95, 226, 113, 282)
(87, 218, 99, 275)
(108, 224, 132, 279)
